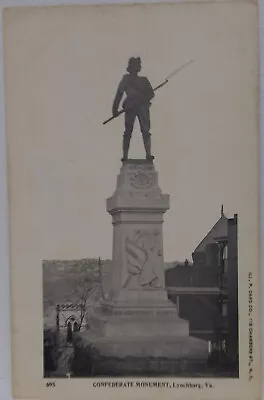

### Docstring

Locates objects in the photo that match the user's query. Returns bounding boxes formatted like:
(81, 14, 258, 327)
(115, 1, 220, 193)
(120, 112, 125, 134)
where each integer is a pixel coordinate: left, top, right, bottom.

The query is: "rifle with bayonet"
(102, 59, 194, 125)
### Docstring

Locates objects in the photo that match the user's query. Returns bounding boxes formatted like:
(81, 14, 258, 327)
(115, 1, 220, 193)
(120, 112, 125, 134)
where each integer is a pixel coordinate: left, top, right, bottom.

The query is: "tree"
(66, 274, 94, 330)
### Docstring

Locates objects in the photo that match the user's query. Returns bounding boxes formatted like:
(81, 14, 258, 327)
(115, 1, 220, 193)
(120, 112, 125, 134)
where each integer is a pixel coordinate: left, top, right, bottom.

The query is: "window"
(73, 321, 79, 332)
(222, 303, 228, 317)
(208, 340, 212, 354)
(223, 245, 228, 260)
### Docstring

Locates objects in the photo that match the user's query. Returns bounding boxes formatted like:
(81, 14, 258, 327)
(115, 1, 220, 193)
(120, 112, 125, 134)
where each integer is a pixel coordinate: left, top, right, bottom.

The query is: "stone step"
(74, 332, 208, 360)
(89, 312, 189, 338)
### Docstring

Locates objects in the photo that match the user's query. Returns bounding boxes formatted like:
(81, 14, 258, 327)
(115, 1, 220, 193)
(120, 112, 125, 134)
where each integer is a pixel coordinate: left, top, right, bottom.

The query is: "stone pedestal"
(73, 160, 208, 376)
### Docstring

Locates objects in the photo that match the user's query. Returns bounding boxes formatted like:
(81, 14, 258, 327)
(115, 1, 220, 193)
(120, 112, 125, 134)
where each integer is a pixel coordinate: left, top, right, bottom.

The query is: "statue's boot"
(121, 134, 131, 161)
(143, 132, 154, 161)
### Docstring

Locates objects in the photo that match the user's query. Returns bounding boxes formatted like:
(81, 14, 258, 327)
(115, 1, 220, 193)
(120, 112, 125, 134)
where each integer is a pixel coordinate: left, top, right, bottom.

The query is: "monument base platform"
(71, 297, 208, 376)
(72, 333, 209, 376)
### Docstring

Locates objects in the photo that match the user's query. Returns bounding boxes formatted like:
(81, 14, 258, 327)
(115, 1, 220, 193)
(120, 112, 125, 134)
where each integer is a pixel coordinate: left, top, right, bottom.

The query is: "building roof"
(193, 206, 228, 253)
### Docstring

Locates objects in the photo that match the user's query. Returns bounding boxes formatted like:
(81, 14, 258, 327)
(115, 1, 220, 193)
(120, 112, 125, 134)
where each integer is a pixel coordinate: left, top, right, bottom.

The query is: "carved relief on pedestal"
(122, 229, 165, 290)
(129, 171, 154, 189)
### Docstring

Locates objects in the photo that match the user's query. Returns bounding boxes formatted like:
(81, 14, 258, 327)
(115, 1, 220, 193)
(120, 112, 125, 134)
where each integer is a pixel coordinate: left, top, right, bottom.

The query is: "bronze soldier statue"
(112, 57, 155, 161)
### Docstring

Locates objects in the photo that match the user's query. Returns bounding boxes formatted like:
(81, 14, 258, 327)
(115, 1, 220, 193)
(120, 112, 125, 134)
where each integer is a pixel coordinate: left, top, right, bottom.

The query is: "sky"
(5, 3, 258, 261)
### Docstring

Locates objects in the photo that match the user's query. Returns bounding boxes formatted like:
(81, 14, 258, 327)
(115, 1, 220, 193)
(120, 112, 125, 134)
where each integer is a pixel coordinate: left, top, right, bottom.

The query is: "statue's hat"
(127, 57, 141, 73)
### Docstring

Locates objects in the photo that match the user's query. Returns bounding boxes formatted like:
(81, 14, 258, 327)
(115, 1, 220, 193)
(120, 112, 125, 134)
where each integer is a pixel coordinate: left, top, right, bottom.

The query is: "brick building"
(165, 208, 238, 370)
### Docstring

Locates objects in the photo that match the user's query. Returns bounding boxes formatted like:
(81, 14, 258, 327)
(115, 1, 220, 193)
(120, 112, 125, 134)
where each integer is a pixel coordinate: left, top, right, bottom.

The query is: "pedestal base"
(90, 312, 189, 338)
(72, 333, 209, 376)
(72, 302, 208, 376)
(91, 299, 189, 337)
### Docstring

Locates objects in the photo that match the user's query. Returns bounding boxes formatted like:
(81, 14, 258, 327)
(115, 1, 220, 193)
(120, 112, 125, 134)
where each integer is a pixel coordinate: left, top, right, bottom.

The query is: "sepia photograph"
(43, 206, 239, 378)
(3, 2, 260, 399)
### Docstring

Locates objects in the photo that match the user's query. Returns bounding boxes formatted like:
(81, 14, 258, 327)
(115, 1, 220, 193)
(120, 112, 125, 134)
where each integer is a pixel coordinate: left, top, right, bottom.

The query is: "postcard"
(3, 1, 261, 399)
